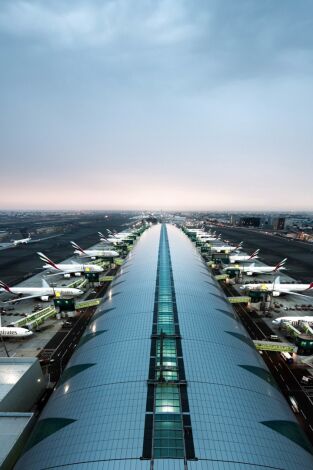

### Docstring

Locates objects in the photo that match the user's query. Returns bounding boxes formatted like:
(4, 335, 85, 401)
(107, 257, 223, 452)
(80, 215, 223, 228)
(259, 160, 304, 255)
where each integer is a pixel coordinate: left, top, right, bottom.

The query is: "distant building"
(297, 231, 313, 242)
(239, 217, 261, 227)
(272, 217, 286, 230)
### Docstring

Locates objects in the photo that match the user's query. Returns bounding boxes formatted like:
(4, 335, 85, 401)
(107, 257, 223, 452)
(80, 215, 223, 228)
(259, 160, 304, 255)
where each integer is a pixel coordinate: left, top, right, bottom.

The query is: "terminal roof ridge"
(182, 379, 286, 404)
(178, 333, 259, 352)
(77, 329, 107, 348)
(51, 379, 148, 402)
(188, 457, 285, 470)
(71, 336, 153, 350)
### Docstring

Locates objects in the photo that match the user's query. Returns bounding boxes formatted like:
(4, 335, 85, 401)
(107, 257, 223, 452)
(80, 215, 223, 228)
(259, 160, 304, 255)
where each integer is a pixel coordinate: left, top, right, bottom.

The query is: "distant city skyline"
(1, 1, 313, 210)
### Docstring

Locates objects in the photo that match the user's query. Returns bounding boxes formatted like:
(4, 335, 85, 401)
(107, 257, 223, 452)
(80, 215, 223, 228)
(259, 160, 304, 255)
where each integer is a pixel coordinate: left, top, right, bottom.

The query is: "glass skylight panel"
(143, 224, 195, 461)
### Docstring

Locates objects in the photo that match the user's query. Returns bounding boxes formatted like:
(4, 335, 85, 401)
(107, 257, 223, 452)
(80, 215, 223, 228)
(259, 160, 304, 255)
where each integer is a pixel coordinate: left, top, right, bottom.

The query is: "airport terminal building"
(15, 224, 313, 469)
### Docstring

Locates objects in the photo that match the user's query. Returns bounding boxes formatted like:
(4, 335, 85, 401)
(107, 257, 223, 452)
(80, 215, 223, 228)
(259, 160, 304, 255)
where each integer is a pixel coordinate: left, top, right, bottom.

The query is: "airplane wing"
(4, 294, 44, 303)
(73, 250, 93, 258)
(45, 272, 65, 277)
(282, 291, 313, 298)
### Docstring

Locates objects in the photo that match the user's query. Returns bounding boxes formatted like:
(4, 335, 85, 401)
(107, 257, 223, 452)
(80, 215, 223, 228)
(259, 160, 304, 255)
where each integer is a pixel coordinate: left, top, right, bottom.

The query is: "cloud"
(0, 0, 203, 48)
(1, 0, 312, 81)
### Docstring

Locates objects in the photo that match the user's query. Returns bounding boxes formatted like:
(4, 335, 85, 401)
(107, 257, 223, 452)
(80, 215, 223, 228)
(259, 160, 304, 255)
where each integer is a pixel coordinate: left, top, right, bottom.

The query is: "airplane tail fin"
(37, 252, 60, 270)
(273, 276, 281, 288)
(107, 229, 118, 238)
(98, 232, 109, 242)
(304, 282, 313, 291)
(236, 241, 243, 249)
(248, 249, 260, 260)
(0, 280, 12, 293)
(273, 258, 287, 272)
(71, 241, 86, 254)
(41, 277, 50, 288)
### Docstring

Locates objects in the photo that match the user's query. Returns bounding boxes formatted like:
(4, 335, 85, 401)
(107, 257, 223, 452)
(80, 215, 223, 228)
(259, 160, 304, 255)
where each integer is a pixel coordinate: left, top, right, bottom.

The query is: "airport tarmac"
(0, 238, 117, 325)
(0, 318, 64, 357)
(215, 226, 313, 282)
(0, 225, 140, 361)
(0, 213, 131, 285)
(221, 256, 313, 322)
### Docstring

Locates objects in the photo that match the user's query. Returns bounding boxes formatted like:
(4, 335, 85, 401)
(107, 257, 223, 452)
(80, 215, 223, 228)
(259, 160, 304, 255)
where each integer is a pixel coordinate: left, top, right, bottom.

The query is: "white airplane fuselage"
(0, 327, 33, 338)
(198, 235, 220, 242)
(211, 245, 241, 253)
(0, 286, 83, 301)
(106, 237, 126, 245)
(42, 263, 103, 276)
(74, 249, 119, 258)
(13, 237, 31, 246)
(226, 265, 286, 276)
(229, 254, 258, 263)
(241, 282, 313, 296)
(272, 316, 313, 325)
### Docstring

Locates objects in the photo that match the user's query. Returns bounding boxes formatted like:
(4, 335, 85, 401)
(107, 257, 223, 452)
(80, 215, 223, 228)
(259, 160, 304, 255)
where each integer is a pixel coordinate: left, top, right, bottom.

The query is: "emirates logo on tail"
(37, 252, 60, 270)
(0, 280, 12, 293)
(71, 241, 86, 254)
(273, 258, 287, 272)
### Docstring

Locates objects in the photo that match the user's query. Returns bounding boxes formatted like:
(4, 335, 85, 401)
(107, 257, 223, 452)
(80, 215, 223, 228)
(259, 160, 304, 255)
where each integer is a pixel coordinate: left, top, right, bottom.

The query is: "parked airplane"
(196, 231, 221, 242)
(12, 234, 31, 246)
(71, 241, 119, 259)
(0, 279, 83, 303)
(241, 277, 313, 297)
(202, 234, 221, 242)
(38, 252, 104, 278)
(272, 316, 313, 325)
(107, 229, 132, 240)
(98, 232, 124, 246)
(0, 307, 33, 338)
(225, 258, 287, 276)
(210, 241, 243, 253)
(229, 249, 260, 264)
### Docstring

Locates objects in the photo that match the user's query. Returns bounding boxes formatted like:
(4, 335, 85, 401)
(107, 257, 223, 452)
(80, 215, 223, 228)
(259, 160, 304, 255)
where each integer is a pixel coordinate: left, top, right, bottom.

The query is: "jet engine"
(40, 295, 49, 301)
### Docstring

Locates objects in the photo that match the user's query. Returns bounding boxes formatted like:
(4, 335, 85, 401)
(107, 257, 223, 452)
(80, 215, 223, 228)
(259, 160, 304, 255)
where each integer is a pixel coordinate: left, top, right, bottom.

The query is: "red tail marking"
(39, 253, 60, 270)
(0, 281, 12, 293)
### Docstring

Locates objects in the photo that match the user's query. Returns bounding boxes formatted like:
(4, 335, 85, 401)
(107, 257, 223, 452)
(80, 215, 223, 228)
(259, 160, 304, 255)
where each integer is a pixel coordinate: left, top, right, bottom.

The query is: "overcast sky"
(1, 0, 313, 211)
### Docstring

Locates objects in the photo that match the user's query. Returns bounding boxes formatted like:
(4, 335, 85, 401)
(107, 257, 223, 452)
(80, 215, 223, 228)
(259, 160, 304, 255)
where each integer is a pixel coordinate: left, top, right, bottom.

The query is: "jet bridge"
(253, 340, 296, 353)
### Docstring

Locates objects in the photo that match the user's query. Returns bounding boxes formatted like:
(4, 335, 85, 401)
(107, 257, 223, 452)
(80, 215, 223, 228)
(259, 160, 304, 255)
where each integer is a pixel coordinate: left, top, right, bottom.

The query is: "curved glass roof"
(15, 224, 313, 470)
